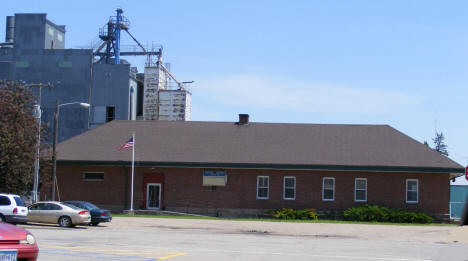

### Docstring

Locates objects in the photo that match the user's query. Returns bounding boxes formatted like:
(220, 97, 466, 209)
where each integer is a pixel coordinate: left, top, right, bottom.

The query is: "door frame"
(146, 183, 161, 210)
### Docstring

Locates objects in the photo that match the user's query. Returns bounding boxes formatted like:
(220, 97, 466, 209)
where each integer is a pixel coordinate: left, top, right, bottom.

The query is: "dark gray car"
(62, 201, 112, 226)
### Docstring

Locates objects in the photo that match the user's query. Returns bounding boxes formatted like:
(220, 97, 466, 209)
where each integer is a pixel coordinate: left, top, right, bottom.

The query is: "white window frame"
(322, 177, 335, 201)
(406, 179, 418, 203)
(256, 176, 269, 200)
(146, 183, 162, 210)
(354, 178, 367, 202)
(283, 176, 296, 200)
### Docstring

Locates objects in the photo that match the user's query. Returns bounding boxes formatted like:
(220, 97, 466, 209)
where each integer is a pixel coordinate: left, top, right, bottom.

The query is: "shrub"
(343, 204, 391, 222)
(273, 208, 295, 220)
(272, 208, 318, 220)
(343, 204, 433, 224)
(318, 210, 343, 220)
(388, 210, 433, 224)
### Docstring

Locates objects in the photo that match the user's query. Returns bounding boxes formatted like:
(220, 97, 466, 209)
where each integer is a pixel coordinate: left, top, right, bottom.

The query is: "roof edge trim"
(57, 160, 464, 174)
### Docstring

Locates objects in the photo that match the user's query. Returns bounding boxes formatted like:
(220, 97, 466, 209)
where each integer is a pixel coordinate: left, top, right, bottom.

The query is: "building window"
(257, 176, 269, 199)
(322, 177, 335, 201)
(83, 172, 104, 181)
(355, 178, 367, 202)
(137, 84, 144, 117)
(106, 106, 115, 122)
(58, 61, 72, 68)
(406, 179, 418, 203)
(283, 176, 296, 200)
(15, 61, 29, 68)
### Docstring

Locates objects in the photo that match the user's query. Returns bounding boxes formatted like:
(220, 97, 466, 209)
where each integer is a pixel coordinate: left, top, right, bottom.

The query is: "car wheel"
(91, 222, 99, 226)
(0, 214, 5, 222)
(58, 216, 72, 228)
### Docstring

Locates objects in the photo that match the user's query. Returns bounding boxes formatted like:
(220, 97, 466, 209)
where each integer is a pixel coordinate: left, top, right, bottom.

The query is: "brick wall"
(55, 165, 449, 216)
(53, 165, 129, 211)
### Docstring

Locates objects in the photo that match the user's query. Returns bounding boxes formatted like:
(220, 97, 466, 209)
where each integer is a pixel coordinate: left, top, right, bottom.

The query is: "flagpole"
(130, 132, 135, 213)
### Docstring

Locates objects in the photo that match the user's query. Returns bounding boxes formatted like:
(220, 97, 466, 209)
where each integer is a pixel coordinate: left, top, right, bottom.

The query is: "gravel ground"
(107, 217, 467, 243)
(20, 217, 468, 260)
(448, 225, 468, 243)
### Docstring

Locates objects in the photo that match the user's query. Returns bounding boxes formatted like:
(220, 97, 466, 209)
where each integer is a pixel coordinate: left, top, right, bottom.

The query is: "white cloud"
(195, 74, 422, 115)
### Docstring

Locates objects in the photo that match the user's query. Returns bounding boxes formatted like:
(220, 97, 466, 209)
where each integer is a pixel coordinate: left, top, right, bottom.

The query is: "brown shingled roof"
(57, 120, 463, 172)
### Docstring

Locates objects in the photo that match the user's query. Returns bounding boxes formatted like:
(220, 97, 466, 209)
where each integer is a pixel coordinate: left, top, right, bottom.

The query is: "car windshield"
(13, 196, 25, 206)
(62, 203, 81, 210)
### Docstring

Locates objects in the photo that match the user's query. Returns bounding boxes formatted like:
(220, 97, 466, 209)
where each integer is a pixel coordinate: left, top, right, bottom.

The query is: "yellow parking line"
(43, 245, 186, 259)
(44, 246, 84, 249)
(157, 253, 186, 260)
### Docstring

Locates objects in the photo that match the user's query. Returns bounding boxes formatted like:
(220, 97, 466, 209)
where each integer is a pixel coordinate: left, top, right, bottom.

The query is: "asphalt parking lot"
(19, 217, 468, 261)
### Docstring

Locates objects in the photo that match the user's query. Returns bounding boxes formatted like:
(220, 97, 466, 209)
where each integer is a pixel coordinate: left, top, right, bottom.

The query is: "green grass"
(112, 213, 455, 226)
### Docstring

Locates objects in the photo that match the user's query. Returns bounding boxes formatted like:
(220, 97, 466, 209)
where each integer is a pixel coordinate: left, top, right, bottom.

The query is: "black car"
(62, 201, 112, 226)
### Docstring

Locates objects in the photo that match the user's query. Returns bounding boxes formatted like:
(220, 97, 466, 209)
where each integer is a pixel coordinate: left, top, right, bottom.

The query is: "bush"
(318, 210, 343, 220)
(388, 210, 433, 224)
(343, 204, 433, 224)
(272, 208, 318, 220)
(343, 204, 390, 222)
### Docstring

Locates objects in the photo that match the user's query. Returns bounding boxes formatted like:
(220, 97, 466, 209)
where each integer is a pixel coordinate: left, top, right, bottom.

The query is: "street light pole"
(50, 100, 90, 201)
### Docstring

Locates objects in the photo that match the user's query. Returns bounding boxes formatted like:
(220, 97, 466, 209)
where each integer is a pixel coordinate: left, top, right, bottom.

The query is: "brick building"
(53, 116, 464, 218)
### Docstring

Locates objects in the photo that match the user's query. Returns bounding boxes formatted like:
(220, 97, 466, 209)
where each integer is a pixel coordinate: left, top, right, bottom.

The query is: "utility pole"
(25, 83, 52, 203)
(51, 100, 59, 201)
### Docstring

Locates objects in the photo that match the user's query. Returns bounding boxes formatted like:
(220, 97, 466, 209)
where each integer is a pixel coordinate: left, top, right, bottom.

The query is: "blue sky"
(2, 0, 467, 166)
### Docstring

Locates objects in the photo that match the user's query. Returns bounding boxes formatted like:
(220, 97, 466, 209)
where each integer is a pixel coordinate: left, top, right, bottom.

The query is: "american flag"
(118, 137, 134, 151)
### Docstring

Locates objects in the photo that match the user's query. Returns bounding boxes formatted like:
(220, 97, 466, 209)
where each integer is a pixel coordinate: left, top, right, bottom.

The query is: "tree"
(0, 81, 50, 194)
(432, 131, 449, 156)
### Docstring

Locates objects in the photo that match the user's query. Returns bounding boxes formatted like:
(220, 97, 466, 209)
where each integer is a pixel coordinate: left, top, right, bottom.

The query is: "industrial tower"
(94, 8, 192, 121)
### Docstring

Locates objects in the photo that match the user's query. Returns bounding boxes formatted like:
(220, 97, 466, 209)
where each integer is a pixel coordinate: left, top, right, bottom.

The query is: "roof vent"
(237, 114, 249, 125)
